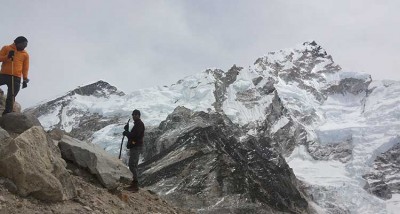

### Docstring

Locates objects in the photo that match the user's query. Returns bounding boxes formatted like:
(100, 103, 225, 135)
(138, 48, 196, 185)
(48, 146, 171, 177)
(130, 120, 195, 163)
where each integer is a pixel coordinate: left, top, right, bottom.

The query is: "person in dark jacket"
(123, 109, 145, 192)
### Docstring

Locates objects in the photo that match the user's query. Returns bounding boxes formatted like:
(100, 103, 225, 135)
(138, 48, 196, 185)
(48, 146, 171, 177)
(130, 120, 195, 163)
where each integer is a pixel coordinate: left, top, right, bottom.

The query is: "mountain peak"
(301, 40, 329, 58)
(303, 40, 319, 47)
(70, 80, 125, 98)
(254, 40, 340, 76)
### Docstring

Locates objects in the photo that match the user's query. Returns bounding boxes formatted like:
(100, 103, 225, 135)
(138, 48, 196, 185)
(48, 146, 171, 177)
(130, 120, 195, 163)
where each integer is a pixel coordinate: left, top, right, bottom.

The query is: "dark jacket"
(126, 118, 145, 148)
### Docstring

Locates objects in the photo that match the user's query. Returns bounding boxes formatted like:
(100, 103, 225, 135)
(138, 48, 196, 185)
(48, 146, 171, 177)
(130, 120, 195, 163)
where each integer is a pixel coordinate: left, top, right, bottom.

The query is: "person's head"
(132, 109, 141, 120)
(14, 36, 28, 51)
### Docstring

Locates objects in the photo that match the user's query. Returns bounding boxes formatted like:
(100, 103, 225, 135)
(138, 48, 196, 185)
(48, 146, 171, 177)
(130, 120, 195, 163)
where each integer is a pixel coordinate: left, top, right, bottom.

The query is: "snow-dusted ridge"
(26, 41, 400, 213)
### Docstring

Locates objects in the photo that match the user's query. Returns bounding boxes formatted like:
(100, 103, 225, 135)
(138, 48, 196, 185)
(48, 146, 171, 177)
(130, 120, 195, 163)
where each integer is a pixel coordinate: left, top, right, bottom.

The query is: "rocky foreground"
(0, 174, 188, 214)
(0, 112, 191, 214)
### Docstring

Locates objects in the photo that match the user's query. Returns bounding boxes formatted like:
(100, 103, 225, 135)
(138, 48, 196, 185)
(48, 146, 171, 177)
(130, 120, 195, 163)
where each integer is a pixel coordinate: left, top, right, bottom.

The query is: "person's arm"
(0, 46, 9, 62)
(22, 53, 29, 79)
(125, 128, 136, 142)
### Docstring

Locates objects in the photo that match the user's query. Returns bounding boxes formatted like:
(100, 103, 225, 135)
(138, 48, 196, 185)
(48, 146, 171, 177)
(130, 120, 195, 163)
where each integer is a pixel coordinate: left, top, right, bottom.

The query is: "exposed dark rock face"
(306, 139, 353, 163)
(256, 92, 307, 156)
(69, 113, 120, 141)
(158, 106, 194, 132)
(143, 106, 200, 161)
(256, 77, 276, 96)
(70, 80, 125, 97)
(139, 107, 308, 213)
(210, 65, 242, 112)
(142, 126, 163, 162)
(363, 142, 400, 199)
(325, 77, 372, 96)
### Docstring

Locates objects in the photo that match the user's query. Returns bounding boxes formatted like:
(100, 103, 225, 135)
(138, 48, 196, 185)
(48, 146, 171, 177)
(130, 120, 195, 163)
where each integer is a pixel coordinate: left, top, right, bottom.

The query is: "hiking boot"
(127, 185, 139, 193)
(125, 180, 139, 192)
(125, 183, 138, 192)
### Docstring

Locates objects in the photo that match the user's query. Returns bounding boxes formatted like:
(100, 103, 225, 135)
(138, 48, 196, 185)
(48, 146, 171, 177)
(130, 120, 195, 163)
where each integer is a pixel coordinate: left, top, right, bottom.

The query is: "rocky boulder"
(0, 89, 22, 114)
(0, 126, 76, 201)
(0, 112, 41, 134)
(58, 135, 132, 189)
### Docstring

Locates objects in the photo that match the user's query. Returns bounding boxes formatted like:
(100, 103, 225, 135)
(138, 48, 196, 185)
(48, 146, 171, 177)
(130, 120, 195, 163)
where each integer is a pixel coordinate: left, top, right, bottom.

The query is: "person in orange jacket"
(0, 36, 29, 115)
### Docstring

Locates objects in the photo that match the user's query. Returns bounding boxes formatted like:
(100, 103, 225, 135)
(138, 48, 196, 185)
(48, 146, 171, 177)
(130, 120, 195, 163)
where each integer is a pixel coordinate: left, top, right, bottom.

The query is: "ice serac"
(140, 107, 308, 213)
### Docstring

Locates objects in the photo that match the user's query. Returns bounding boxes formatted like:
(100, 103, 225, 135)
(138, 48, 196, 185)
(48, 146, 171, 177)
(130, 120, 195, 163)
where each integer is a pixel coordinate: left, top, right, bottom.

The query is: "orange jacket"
(0, 44, 29, 79)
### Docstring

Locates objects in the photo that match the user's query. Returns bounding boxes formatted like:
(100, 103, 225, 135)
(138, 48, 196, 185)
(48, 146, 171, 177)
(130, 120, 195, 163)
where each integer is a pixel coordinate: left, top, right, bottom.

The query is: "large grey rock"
(0, 112, 41, 134)
(58, 135, 132, 189)
(0, 127, 10, 142)
(0, 89, 21, 114)
(0, 126, 76, 201)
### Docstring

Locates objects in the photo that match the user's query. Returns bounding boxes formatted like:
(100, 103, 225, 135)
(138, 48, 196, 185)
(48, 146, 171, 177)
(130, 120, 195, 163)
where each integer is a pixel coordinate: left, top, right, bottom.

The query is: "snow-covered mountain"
(25, 41, 400, 213)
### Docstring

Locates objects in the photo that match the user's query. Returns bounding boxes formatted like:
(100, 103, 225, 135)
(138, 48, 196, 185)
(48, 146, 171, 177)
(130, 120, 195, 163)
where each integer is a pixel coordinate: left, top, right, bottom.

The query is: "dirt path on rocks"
(0, 172, 193, 214)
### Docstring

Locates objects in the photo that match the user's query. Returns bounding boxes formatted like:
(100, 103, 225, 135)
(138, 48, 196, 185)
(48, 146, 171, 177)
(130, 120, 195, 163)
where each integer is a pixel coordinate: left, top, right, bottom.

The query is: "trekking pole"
(11, 57, 15, 112)
(119, 119, 130, 159)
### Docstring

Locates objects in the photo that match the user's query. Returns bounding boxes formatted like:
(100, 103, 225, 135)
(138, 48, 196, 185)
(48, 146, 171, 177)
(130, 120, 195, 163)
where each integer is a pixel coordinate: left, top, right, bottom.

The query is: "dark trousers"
(0, 74, 21, 114)
(128, 146, 143, 184)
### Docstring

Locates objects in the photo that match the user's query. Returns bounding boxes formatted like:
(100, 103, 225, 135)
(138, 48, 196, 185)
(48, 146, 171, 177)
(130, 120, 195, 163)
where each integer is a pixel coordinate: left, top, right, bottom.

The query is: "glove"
(22, 80, 28, 89)
(123, 131, 129, 136)
(7, 51, 14, 60)
(126, 140, 133, 149)
(124, 124, 129, 131)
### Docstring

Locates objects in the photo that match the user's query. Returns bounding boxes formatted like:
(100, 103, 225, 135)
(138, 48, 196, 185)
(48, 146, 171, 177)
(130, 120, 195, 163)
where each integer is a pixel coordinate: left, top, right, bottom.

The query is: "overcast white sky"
(1, 0, 399, 108)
